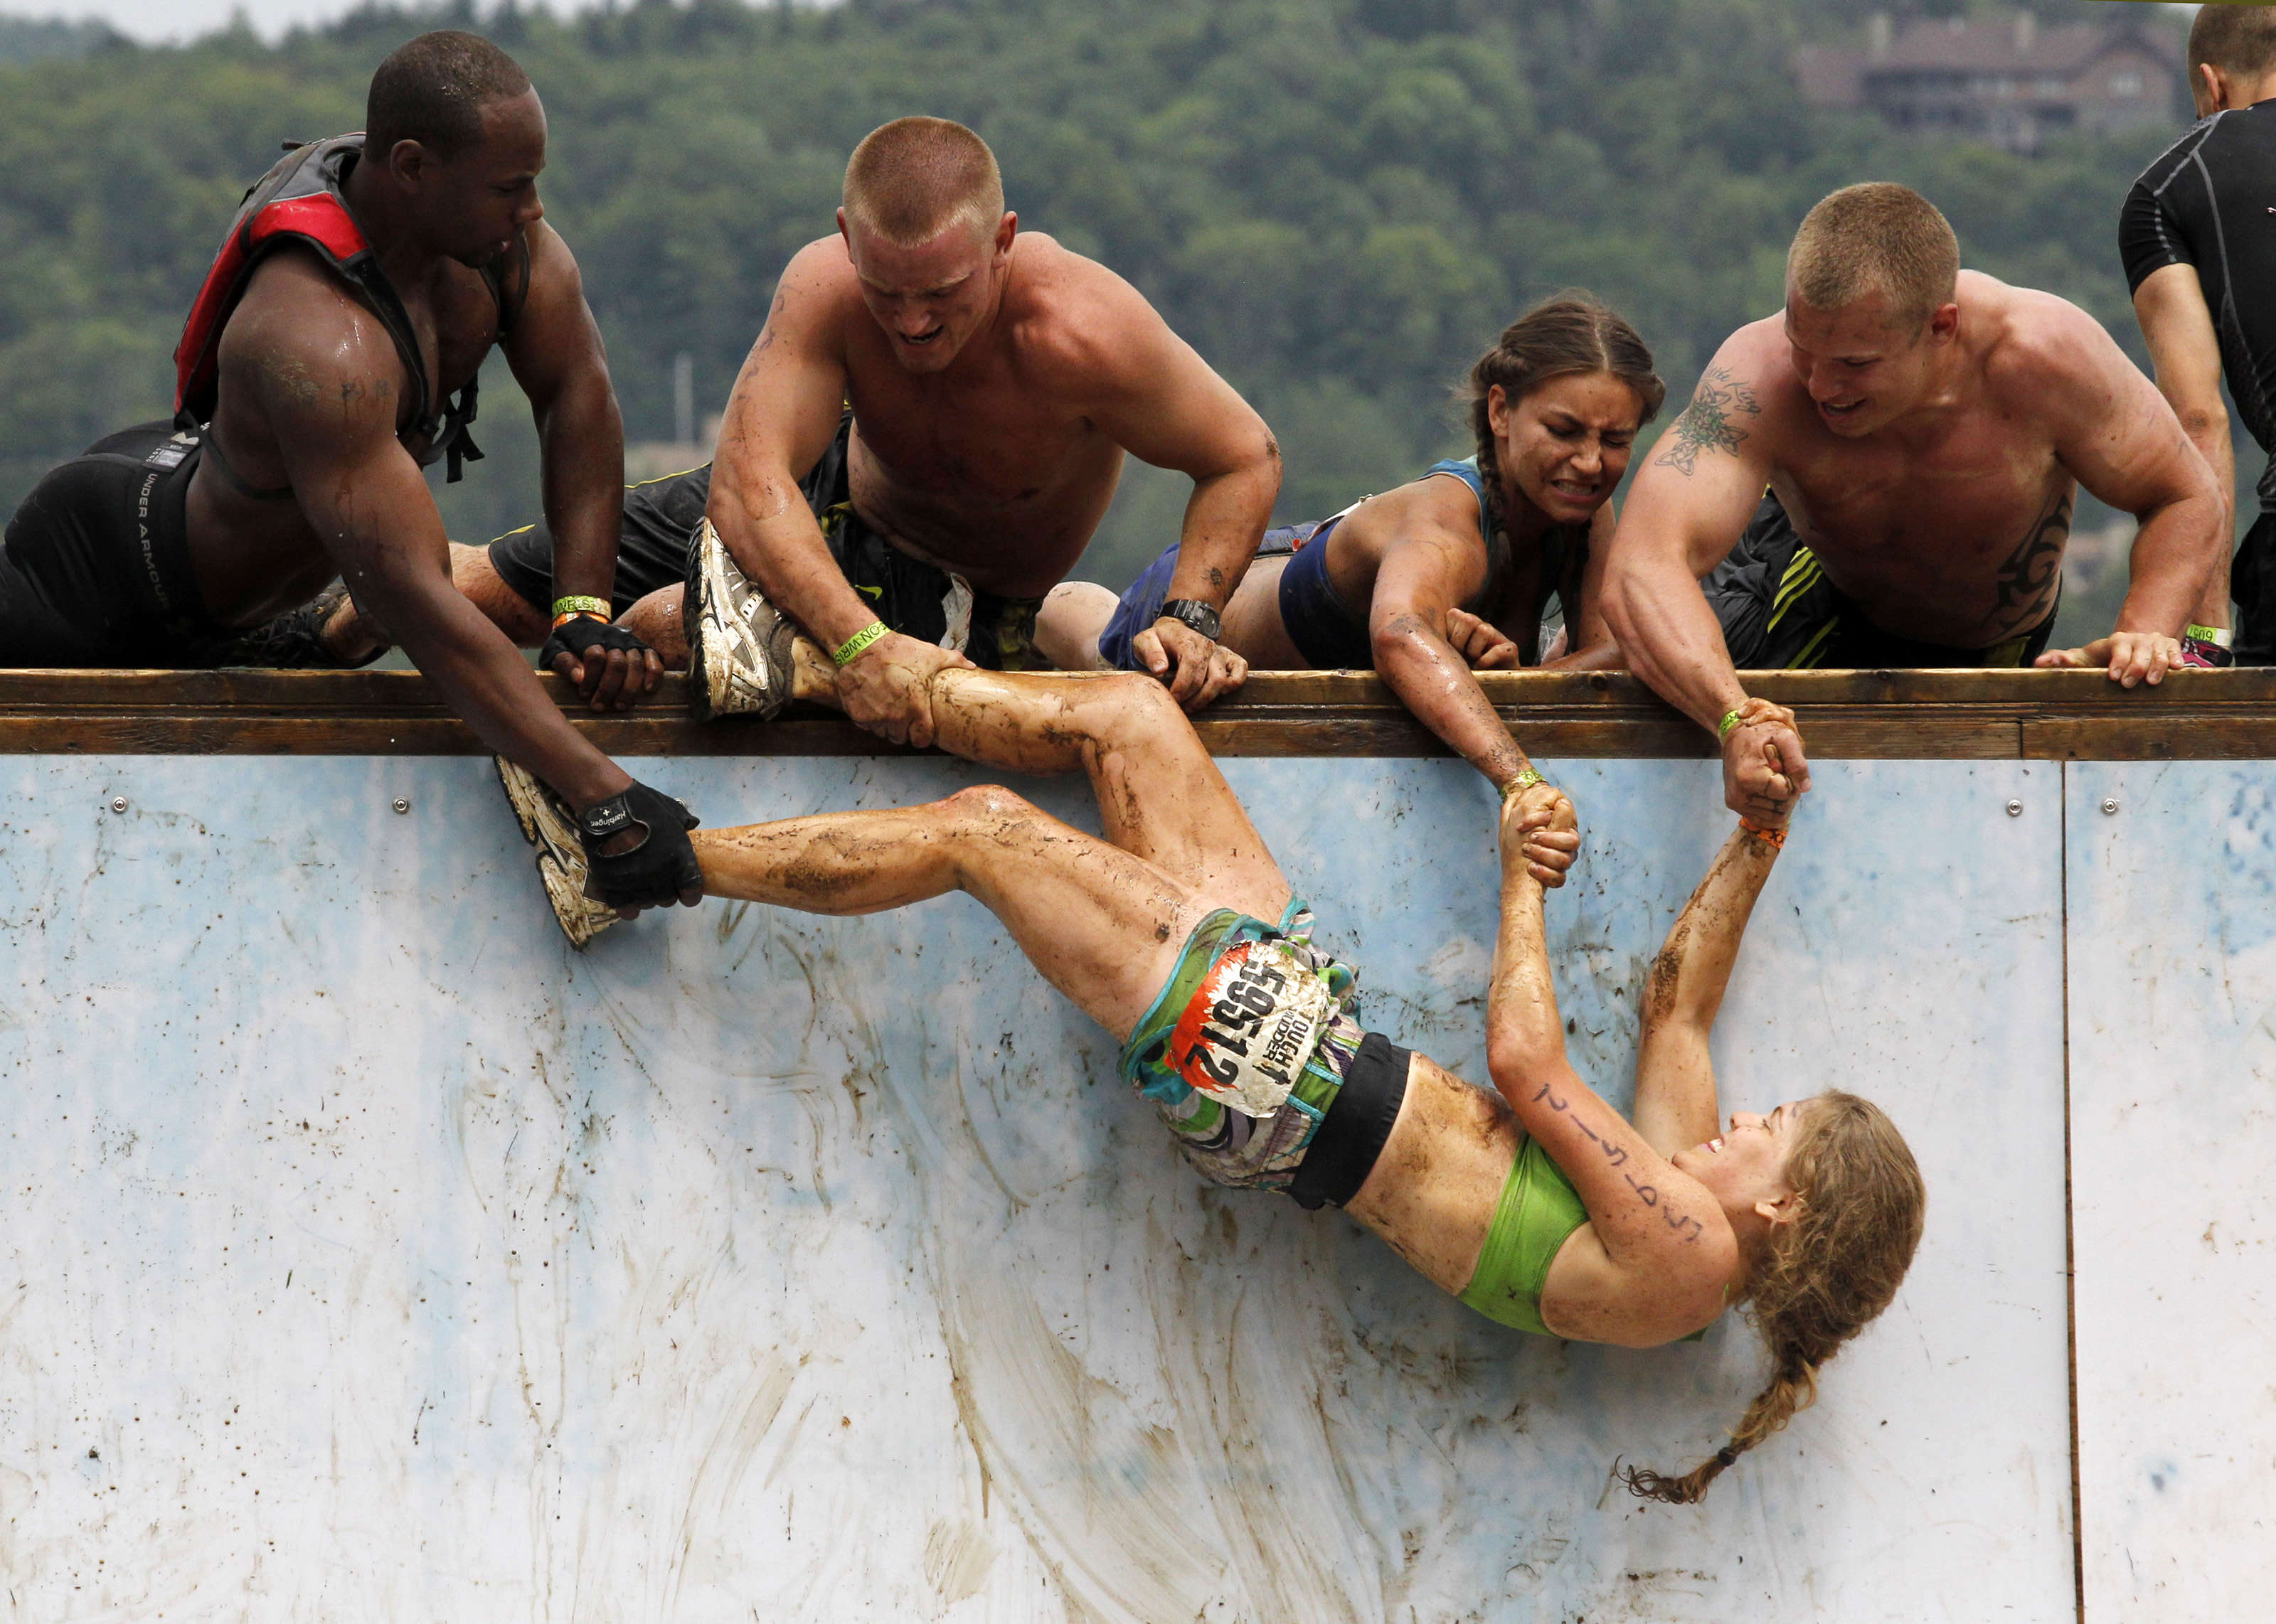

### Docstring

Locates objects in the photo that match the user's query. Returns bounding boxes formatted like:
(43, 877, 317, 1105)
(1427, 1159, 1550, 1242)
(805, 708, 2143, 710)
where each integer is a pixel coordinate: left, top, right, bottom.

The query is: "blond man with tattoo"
(1602, 183, 2226, 823)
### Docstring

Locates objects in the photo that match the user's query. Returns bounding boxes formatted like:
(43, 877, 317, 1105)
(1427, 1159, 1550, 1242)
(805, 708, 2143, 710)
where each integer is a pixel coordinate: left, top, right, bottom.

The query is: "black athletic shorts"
(1287, 1030, 1412, 1211)
(0, 421, 237, 666)
(2230, 511, 2276, 666)
(1703, 493, 2058, 668)
(487, 413, 1043, 669)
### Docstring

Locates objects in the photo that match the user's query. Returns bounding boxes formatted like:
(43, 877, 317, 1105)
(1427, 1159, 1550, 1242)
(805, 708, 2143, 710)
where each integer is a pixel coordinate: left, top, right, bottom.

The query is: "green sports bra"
(1456, 1133, 1590, 1336)
(1457, 1132, 1718, 1341)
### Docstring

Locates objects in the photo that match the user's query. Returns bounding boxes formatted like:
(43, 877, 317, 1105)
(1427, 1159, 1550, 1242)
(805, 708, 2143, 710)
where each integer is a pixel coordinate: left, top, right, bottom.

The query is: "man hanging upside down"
(516, 659, 1925, 1502)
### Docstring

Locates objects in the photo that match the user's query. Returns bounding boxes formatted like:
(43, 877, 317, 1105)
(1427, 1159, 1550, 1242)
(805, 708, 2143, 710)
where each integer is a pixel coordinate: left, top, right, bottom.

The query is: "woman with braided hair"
(1478, 695, 1927, 1500)
(515, 660, 1921, 1500)
(1041, 294, 1664, 801)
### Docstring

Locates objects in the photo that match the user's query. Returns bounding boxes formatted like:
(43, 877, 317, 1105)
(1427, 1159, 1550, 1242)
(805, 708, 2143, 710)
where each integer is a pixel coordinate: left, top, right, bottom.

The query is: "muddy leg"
(779, 651, 1286, 915)
(920, 668, 1288, 918)
(455, 542, 549, 645)
(693, 782, 1201, 1036)
(619, 583, 688, 666)
(1033, 581, 1120, 671)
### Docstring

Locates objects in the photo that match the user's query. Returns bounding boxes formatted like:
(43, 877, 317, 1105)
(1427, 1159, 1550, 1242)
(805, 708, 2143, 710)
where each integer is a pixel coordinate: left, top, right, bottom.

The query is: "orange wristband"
(1738, 817, 1787, 850)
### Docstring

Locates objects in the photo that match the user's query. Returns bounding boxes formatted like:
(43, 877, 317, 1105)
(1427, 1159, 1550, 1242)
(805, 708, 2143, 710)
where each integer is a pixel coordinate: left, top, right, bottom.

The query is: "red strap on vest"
(174, 191, 371, 420)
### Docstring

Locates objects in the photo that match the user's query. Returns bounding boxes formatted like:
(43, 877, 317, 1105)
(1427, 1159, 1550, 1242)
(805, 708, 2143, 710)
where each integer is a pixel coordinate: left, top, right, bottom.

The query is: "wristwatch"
(1158, 599, 1222, 643)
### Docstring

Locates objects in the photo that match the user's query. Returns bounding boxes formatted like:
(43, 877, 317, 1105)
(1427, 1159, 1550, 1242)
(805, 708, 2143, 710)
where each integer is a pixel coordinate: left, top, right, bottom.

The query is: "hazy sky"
(1, 0, 599, 46)
(0, 0, 2200, 51)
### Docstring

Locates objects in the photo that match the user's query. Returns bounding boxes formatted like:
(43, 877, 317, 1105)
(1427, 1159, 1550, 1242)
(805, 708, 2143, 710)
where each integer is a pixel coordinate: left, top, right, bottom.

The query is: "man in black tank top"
(2117, 7, 2276, 666)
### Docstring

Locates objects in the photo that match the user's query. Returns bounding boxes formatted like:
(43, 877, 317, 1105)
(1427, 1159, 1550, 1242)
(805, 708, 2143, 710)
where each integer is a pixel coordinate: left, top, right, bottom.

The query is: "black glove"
(540, 616, 652, 680)
(577, 781, 702, 909)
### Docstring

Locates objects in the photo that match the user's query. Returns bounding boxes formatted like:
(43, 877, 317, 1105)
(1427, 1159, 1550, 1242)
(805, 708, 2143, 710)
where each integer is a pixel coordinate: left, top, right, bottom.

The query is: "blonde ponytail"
(1623, 1091, 1924, 1505)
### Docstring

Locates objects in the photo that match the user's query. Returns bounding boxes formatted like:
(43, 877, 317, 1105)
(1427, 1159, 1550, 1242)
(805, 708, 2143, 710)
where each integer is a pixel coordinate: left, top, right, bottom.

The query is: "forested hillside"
(0, 0, 2189, 632)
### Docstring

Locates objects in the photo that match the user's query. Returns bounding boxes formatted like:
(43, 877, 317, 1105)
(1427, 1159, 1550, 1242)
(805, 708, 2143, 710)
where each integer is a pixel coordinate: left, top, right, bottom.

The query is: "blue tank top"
(1261, 456, 1578, 668)
(1421, 456, 1575, 656)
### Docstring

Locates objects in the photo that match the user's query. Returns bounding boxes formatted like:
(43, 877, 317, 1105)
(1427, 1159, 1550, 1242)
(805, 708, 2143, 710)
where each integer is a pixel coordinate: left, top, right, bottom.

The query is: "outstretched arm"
(1073, 262, 1278, 710)
(235, 280, 635, 816)
(1367, 498, 1540, 799)
(1629, 820, 1785, 1158)
(1484, 784, 1737, 1342)
(2130, 262, 2234, 631)
(503, 221, 657, 710)
(2029, 298, 2224, 686)
(708, 238, 975, 749)
(1602, 351, 1812, 819)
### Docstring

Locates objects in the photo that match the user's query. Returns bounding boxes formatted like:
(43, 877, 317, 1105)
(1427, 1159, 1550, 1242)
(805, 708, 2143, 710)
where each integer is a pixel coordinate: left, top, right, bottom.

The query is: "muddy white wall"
(0, 752, 2237, 1620)
(2066, 764, 2276, 1623)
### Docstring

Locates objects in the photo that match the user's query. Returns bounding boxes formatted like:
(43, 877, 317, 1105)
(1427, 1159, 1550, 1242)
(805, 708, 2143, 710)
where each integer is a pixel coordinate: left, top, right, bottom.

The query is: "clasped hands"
(1500, 778, 1581, 889)
(1721, 695, 1808, 825)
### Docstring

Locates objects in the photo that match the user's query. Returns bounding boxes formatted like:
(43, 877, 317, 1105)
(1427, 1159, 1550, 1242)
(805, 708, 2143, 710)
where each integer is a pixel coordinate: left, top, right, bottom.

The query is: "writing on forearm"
(1533, 1079, 1706, 1243)
(1653, 367, 1759, 477)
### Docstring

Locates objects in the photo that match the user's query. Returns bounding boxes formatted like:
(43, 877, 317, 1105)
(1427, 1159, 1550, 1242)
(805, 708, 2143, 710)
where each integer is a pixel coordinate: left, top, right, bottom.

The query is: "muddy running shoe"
(494, 756, 619, 950)
(684, 515, 797, 721)
(219, 582, 385, 668)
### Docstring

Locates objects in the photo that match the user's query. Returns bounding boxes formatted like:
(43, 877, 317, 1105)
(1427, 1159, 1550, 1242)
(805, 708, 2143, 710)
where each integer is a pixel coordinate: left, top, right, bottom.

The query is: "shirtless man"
(1602, 183, 2226, 821)
(0, 32, 700, 911)
(463, 116, 1278, 744)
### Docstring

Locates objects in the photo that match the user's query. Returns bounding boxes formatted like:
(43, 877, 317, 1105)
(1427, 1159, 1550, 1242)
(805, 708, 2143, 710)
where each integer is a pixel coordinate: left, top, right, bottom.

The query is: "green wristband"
(1501, 768, 1546, 800)
(2186, 623, 2234, 648)
(1716, 706, 1746, 743)
(832, 619, 890, 668)
(551, 594, 610, 621)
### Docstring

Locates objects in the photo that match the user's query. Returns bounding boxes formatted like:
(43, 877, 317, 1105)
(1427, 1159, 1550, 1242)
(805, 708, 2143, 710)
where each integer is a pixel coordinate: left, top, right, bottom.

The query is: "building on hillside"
(1795, 9, 2183, 155)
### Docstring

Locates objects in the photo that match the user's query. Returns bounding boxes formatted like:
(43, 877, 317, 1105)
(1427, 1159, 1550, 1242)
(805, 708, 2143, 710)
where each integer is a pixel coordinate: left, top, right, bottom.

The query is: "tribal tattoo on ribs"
(1532, 1079, 1706, 1243)
(1986, 492, 2070, 636)
(1654, 368, 1760, 476)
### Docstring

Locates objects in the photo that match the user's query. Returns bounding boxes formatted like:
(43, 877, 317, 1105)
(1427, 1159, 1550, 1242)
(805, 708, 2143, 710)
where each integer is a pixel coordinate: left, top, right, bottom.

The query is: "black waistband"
(116, 430, 230, 652)
(2, 422, 232, 663)
(1288, 1030, 1411, 1210)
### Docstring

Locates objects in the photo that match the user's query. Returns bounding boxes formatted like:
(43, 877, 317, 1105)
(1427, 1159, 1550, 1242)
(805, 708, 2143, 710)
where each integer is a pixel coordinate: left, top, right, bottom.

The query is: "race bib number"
(1168, 937, 1339, 1118)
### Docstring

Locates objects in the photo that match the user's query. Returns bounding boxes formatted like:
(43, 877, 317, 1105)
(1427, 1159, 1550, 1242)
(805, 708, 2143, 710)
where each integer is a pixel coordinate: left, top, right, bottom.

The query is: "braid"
(1622, 1341, 1822, 1504)
(1620, 1091, 1925, 1506)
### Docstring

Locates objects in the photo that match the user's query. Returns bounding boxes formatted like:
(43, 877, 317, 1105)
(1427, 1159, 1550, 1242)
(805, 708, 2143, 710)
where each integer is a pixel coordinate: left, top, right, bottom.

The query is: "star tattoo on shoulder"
(1654, 367, 1761, 476)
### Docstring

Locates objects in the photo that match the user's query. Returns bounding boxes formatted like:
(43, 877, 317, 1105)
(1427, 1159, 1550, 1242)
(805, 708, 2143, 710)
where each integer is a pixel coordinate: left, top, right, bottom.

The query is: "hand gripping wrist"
(577, 781, 703, 908)
(1718, 695, 1794, 745)
(833, 620, 890, 668)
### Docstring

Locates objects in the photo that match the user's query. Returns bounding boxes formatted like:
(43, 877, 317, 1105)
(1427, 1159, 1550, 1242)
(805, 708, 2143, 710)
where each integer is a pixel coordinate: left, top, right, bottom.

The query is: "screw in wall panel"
(392, 798, 411, 815)
(2101, 798, 2120, 815)
(108, 796, 127, 814)
(2006, 799, 2023, 817)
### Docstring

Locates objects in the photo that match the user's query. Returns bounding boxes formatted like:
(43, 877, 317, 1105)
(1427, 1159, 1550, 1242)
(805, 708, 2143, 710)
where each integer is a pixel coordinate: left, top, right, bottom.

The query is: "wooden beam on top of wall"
(0, 666, 2269, 759)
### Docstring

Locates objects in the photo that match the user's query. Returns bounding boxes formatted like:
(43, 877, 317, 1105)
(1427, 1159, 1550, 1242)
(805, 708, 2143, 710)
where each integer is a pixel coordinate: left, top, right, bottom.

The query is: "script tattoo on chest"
(1987, 492, 2071, 636)
(1654, 367, 1760, 477)
(1531, 1079, 1706, 1244)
